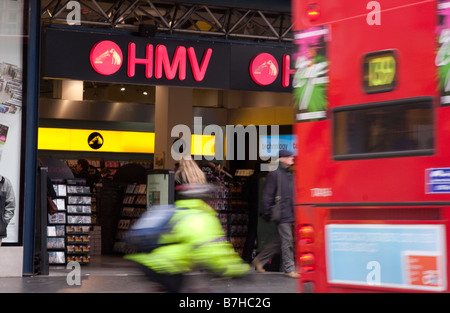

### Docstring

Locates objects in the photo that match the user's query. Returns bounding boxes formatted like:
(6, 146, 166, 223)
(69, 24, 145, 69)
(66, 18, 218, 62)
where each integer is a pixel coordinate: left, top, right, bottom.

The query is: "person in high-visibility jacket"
(125, 157, 249, 292)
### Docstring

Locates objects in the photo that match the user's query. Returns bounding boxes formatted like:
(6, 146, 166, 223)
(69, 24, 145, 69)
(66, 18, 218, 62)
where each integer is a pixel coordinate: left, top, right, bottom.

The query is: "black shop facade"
(38, 25, 294, 266)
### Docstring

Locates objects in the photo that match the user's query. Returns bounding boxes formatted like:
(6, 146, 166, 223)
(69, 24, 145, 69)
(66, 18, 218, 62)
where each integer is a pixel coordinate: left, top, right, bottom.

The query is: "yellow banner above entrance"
(38, 128, 215, 156)
(38, 128, 155, 153)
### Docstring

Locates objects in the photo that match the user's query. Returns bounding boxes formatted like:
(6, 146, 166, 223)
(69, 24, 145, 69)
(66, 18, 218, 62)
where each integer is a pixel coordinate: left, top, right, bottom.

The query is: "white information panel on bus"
(325, 224, 447, 291)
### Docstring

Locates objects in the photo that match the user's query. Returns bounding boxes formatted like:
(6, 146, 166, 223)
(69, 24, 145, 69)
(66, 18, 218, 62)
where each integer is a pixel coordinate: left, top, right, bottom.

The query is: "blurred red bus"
(292, 0, 450, 292)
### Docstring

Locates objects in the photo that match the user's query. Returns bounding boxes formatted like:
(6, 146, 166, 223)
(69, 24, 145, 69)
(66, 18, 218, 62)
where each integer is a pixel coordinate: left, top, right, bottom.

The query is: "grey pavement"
(0, 255, 298, 293)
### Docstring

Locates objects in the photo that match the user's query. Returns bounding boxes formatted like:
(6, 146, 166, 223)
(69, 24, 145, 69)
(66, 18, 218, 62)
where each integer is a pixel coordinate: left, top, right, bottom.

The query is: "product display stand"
(209, 183, 231, 240)
(47, 179, 67, 265)
(65, 179, 92, 264)
(201, 163, 250, 257)
(228, 181, 249, 257)
(113, 183, 147, 254)
(207, 182, 249, 256)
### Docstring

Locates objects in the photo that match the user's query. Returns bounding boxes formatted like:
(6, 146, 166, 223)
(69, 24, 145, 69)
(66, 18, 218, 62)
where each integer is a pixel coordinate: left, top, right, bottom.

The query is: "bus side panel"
(294, 120, 332, 203)
(328, 0, 437, 108)
(296, 205, 450, 293)
(293, 0, 450, 294)
(293, 0, 444, 205)
(437, 107, 450, 161)
(293, 0, 416, 32)
(294, 107, 450, 205)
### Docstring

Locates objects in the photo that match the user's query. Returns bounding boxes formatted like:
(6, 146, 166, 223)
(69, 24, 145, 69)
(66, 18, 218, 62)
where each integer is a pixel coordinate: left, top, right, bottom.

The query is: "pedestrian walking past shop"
(0, 175, 15, 245)
(252, 150, 299, 278)
(125, 156, 249, 292)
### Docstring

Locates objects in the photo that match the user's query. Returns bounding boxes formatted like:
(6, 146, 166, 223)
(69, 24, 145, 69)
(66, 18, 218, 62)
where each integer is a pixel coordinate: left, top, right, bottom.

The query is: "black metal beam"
(41, 0, 293, 43)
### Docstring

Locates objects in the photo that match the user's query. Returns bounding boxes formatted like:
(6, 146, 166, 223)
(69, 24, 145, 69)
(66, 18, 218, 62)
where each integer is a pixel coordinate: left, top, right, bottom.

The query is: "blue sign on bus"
(426, 168, 450, 194)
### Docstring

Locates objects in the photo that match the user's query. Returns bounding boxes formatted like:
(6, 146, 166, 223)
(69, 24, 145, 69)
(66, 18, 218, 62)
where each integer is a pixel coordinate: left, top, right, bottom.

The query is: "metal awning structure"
(41, 0, 293, 43)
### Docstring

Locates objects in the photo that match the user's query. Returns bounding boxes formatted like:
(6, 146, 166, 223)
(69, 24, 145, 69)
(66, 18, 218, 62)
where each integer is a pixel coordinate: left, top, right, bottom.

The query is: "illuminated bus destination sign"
(363, 50, 397, 93)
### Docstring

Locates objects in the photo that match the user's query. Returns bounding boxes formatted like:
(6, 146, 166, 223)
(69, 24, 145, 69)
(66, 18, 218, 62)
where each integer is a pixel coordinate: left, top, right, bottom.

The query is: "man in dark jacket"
(252, 150, 299, 278)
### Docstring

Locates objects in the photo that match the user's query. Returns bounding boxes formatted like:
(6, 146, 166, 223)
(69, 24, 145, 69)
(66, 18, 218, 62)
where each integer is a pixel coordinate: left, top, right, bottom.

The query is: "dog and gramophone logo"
(90, 41, 123, 76)
(88, 132, 104, 150)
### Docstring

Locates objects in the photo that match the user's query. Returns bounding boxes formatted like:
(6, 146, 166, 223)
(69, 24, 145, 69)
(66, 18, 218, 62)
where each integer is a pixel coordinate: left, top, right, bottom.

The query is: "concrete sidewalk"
(0, 255, 298, 293)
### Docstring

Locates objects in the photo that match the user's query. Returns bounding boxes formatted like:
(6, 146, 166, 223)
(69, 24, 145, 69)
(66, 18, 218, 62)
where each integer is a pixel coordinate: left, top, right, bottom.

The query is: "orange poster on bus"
(405, 254, 441, 287)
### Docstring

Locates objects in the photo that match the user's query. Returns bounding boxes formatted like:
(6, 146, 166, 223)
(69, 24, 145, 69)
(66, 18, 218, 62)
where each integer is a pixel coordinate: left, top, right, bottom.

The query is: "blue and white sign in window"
(259, 135, 297, 157)
(426, 168, 450, 194)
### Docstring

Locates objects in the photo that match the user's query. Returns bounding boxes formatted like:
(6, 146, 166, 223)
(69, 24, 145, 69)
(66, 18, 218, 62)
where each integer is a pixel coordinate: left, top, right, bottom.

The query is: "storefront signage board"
(38, 127, 215, 156)
(43, 27, 293, 93)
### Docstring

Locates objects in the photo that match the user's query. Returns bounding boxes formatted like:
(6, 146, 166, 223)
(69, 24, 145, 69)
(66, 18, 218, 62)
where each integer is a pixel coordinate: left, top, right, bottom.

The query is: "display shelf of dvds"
(227, 182, 249, 257)
(207, 181, 249, 257)
(113, 183, 147, 253)
(208, 183, 230, 230)
(65, 179, 92, 265)
(47, 181, 67, 265)
(200, 163, 249, 257)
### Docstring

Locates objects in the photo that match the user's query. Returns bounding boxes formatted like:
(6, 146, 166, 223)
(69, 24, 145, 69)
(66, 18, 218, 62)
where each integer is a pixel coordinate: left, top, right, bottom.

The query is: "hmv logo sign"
(88, 39, 293, 89)
(90, 40, 213, 82)
(44, 28, 292, 92)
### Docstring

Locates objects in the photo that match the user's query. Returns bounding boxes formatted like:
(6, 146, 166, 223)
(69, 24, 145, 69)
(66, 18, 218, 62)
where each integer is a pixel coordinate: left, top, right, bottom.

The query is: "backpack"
(124, 205, 179, 253)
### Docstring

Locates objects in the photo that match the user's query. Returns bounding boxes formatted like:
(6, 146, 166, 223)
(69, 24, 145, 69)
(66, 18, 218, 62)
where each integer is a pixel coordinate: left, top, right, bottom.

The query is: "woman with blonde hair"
(174, 156, 206, 185)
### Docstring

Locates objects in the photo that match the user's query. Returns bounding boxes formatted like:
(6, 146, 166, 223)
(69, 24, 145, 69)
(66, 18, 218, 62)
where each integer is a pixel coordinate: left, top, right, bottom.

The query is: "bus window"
(333, 97, 434, 160)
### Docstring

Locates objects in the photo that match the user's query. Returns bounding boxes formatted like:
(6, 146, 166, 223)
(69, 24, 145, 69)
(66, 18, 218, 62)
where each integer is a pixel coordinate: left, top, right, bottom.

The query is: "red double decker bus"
(293, 0, 450, 292)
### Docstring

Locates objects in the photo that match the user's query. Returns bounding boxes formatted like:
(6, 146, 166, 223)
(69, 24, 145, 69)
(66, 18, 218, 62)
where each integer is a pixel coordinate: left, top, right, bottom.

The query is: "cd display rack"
(47, 180, 67, 265)
(228, 181, 249, 257)
(65, 179, 92, 264)
(209, 182, 249, 257)
(113, 183, 147, 253)
(47, 179, 92, 265)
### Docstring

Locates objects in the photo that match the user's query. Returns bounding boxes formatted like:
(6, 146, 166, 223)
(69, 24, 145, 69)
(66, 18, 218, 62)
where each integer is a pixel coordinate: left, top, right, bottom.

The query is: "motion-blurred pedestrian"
(125, 156, 249, 292)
